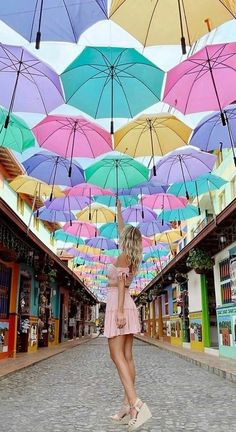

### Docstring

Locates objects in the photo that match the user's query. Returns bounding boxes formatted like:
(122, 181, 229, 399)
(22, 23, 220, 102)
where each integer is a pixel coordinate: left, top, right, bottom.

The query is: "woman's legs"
(123, 334, 135, 405)
(108, 334, 137, 406)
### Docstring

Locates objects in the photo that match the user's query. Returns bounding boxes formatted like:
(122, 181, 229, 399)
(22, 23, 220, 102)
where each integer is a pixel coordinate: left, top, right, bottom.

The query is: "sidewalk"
(135, 335, 236, 384)
(0, 334, 98, 380)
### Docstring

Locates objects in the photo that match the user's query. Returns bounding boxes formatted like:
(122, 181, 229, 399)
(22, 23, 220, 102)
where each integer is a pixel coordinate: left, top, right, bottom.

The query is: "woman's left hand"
(116, 311, 126, 329)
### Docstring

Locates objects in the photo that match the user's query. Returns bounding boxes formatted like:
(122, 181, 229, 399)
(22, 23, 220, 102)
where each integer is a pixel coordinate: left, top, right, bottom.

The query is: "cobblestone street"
(1, 337, 236, 432)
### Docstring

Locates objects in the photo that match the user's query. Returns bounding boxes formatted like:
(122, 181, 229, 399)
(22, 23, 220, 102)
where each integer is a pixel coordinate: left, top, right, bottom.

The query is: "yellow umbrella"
(73, 245, 101, 256)
(114, 114, 191, 174)
(110, 0, 235, 53)
(152, 229, 182, 244)
(76, 205, 115, 223)
(9, 175, 64, 198)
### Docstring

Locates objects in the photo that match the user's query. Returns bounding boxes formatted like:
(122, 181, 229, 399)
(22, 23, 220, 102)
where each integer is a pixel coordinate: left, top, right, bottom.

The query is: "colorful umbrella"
(0, 43, 63, 127)
(54, 229, 84, 244)
(118, 180, 166, 196)
(190, 105, 236, 165)
(23, 152, 85, 199)
(76, 206, 115, 223)
(64, 183, 113, 197)
(44, 195, 91, 211)
(159, 205, 200, 222)
(122, 205, 157, 223)
(34, 206, 75, 223)
(114, 114, 192, 174)
(99, 223, 119, 239)
(152, 229, 182, 244)
(94, 195, 138, 208)
(0, 108, 35, 153)
(63, 221, 98, 238)
(167, 173, 227, 198)
(85, 236, 117, 250)
(0, 1, 108, 48)
(109, 0, 235, 53)
(61, 46, 164, 133)
(142, 237, 153, 248)
(138, 221, 170, 236)
(142, 193, 187, 210)
(9, 175, 63, 198)
(164, 43, 236, 125)
(153, 147, 217, 197)
(85, 154, 149, 197)
(33, 115, 112, 175)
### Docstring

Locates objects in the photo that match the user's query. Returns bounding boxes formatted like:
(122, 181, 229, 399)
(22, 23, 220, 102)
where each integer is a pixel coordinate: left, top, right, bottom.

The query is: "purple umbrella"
(44, 195, 91, 211)
(138, 221, 170, 236)
(23, 152, 85, 199)
(0, 1, 108, 49)
(85, 236, 117, 250)
(0, 43, 64, 128)
(34, 206, 75, 223)
(190, 104, 236, 165)
(153, 147, 217, 198)
(122, 205, 157, 223)
(118, 179, 167, 195)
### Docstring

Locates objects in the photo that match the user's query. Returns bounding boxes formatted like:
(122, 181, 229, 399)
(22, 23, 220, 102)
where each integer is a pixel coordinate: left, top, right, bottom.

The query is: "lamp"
(220, 234, 227, 244)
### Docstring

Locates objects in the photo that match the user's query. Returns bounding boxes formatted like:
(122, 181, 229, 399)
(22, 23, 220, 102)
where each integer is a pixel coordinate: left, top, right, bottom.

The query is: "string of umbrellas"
(1, 1, 236, 300)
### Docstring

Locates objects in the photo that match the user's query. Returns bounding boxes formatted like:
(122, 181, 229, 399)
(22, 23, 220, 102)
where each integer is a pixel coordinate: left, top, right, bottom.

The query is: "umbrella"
(152, 229, 182, 244)
(114, 114, 192, 174)
(122, 205, 157, 223)
(0, 1, 108, 49)
(63, 221, 98, 238)
(142, 193, 187, 210)
(0, 43, 63, 128)
(85, 236, 117, 250)
(102, 248, 119, 257)
(44, 195, 91, 211)
(34, 206, 75, 223)
(159, 205, 199, 222)
(190, 105, 236, 165)
(142, 237, 153, 248)
(64, 183, 113, 197)
(109, 0, 235, 53)
(164, 42, 236, 125)
(61, 46, 164, 133)
(118, 180, 167, 196)
(138, 221, 170, 236)
(94, 195, 138, 207)
(23, 152, 85, 199)
(54, 229, 84, 244)
(99, 223, 119, 239)
(85, 154, 149, 198)
(153, 147, 217, 198)
(76, 206, 115, 223)
(33, 115, 112, 175)
(0, 108, 35, 153)
(9, 175, 63, 198)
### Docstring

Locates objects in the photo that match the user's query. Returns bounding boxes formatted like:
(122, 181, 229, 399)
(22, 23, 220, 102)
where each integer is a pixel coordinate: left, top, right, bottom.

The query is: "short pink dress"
(104, 264, 141, 338)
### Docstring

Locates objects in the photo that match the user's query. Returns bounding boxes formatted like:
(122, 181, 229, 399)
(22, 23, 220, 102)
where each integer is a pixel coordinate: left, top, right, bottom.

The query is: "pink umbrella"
(63, 221, 98, 238)
(33, 115, 112, 176)
(142, 193, 187, 210)
(164, 42, 236, 125)
(64, 183, 114, 197)
(142, 237, 153, 248)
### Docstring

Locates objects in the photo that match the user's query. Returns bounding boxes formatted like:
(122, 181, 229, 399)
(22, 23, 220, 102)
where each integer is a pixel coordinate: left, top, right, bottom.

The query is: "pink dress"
(104, 264, 141, 339)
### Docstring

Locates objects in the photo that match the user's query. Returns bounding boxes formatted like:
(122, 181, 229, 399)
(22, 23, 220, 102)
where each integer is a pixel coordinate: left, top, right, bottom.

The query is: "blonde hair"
(119, 225, 142, 274)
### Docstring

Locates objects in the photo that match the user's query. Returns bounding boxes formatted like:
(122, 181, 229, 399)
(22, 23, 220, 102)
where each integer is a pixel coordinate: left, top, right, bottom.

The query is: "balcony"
(193, 215, 214, 237)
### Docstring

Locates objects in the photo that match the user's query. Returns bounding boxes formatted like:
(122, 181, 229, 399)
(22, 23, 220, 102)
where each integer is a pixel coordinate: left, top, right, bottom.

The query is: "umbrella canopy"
(61, 46, 164, 133)
(64, 183, 113, 197)
(23, 152, 85, 198)
(99, 223, 119, 239)
(0, 43, 63, 127)
(142, 237, 153, 248)
(138, 221, 170, 236)
(118, 180, 167, 195)
(0, 1, 108, 48)
(9, 175, 63, 198)
(164, 42, 236, 124)
(34, 206, 75, 223)
(152, 229, 182, 244)
(159, 205, 200, 222)
(76, 206, 115, 223)
(142, 193, 187, 210)
(85, 154, 149, 196)
(114, 114, 192, 174)
(54, 229, 84, 244)
(0, 108, 35, 153)
(109, 0, 235, 52)
(153, 147, 217, 197)
(44, 195, 91, 211)
(85, 236, 117, 250)
(167, 173, 227, 197)
(94, 195, 138, 208)
(63, 221, 98, 238)
(122, 205, 157, 223)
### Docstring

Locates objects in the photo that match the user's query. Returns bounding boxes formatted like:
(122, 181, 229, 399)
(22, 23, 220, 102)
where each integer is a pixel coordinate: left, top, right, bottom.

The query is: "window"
(17, 195, 24, 215)
(164, 291, 169, 315)
(33, 217, 40, 230)
(0, 263, 12, 319)
(219, 191, 226, 213)
(172, 287, 177, 314)
(219, 258, 231, 304)
(231, 176, 236, 199)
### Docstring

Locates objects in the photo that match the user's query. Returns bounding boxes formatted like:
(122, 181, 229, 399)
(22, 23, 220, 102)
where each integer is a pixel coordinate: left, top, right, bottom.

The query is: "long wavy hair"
(119, 225, 142, 274)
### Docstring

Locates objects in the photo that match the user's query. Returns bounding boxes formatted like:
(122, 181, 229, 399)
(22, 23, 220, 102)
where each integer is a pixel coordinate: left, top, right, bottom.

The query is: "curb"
(0, 335, 99, 381)
(135, 335, 236, 384)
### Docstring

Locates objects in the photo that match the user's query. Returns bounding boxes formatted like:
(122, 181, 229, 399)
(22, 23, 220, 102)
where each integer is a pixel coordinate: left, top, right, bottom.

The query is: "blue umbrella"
(190, 104, 236, 165)
(159, 204, 199, 222)
(138, 220, 170, 236)
(61, 46, 164, 133)
(99, 223, 118, 239)
(85, 236, 117, 250)
(34, 206, 75, 223)
(0, 1, 108, 49)
(118, 179, 167, 195)
(54, 229, 84, 244)
(94, 195, 138, 207)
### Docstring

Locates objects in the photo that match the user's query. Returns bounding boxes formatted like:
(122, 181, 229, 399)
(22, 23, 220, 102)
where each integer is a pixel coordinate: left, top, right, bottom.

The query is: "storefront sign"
(229, 256, 236, 303)
(217, 306, 236, 347)
(0, 321, 9, 352)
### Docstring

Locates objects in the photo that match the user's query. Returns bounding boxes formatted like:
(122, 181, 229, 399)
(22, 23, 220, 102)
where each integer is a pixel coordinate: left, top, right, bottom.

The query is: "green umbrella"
(103, 248, 119, 257)
(94, 194, 138, 207)
(0, 107, 35, 153)
(159, 205, 199, 222)
(85, 154, 149, 197)
(54, 229, 84, 244)
(99, 222, 119, 239)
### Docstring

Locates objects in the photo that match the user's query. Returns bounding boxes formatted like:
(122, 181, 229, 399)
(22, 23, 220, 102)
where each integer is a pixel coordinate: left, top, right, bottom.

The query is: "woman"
(104, 200, 152, 431)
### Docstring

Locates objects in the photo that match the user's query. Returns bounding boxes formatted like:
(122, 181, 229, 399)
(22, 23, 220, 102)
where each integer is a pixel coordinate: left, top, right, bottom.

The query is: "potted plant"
(186, 248, 214, 274)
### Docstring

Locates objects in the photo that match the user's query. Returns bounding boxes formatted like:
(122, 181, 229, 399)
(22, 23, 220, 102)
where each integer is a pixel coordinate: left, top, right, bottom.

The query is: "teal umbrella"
(103, 248, 119, 257)
(159, 205, 199, 222)
(54, 229, 84, 244)
(94, 194, 138, 207)
(143, 249, 169, 261)
(99, 223, 118, 239)
(61, 46, 164, 133)
(0, 107, 35, 153)
(85, 154, 149, 197)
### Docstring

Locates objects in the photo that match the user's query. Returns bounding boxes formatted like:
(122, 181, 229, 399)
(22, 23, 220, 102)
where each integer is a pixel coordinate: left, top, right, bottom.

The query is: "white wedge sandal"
(128, 398, 152, 431)
(110, 402, 130, 425)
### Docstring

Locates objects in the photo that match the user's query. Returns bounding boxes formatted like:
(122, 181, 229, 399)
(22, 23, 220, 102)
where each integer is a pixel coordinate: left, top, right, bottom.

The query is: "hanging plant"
(186, 248, 214, 274)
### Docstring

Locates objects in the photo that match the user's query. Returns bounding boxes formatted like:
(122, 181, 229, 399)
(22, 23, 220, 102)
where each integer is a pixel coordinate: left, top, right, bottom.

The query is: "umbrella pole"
(110, 68, 114, 134)
(89, 188, 92, 221)
(177, 0, 186, 55)
(4, 50, 24, 129)
(140, 187, 144, 219)
(36, 0, 44, 49)
(50, 157, 59, 201)
(27, 184, 38, 234)
(178, 156, 189, 199)
(115, 160, 119, 222)
(206, 47, 226, 126)
(69, 124, 77, 177)
(195, 181, 201, 215)
(225, 112, 236, 166)
(149, 122, 156, 176)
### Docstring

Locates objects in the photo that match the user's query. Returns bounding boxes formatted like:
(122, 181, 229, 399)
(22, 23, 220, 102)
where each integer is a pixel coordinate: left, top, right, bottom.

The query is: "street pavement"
(0, 337, 236, 432)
